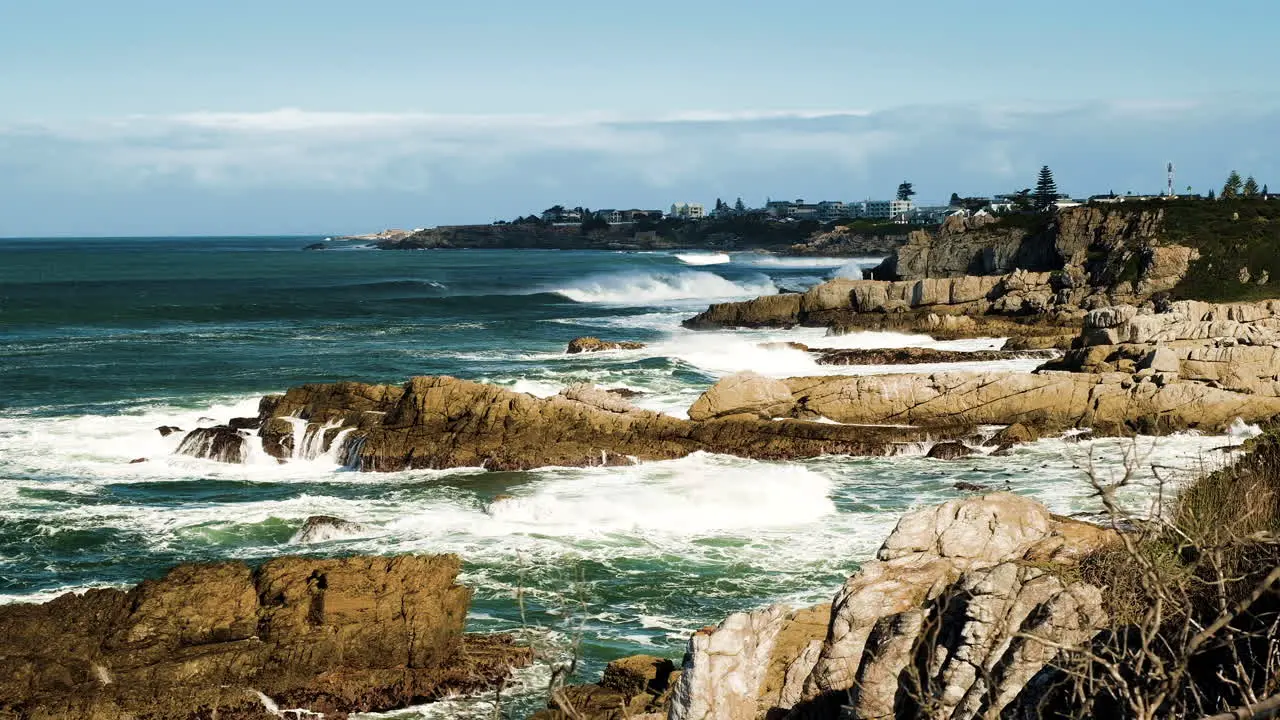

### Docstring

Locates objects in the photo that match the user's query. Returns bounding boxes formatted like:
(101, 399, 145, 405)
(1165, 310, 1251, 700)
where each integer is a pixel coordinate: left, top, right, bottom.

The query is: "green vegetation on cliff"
(1148, 199, 1280, 301)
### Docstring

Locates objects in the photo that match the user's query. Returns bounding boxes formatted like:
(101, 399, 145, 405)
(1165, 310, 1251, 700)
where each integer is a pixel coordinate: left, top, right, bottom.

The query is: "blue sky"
(2, 0, 1278, 235)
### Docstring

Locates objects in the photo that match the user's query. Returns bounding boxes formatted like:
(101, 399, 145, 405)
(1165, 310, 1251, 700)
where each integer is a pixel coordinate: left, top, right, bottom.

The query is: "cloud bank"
(2, 100, 1277, 236)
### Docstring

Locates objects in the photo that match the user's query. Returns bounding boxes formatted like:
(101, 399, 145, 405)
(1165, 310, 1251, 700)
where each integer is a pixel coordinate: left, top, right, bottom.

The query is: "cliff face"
(874, 207, 1174, 298)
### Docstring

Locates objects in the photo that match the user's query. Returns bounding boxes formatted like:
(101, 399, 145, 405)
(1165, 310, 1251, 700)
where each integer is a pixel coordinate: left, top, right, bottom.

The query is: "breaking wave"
(552, 270, 776, 305)
(674, 252, 731, 266)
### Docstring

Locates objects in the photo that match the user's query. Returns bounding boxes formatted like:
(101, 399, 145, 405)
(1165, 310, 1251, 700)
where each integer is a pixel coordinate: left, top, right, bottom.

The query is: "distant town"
(503, 167, 1276, 230)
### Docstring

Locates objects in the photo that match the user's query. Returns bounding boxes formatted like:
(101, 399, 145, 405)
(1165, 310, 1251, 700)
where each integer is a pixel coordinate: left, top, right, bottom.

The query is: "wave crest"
(552, 270, 776, 305)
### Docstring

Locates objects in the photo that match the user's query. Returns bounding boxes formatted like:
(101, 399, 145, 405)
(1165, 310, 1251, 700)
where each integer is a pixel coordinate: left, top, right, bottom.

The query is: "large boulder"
(0, 554, 530, 718)
(688, 372, 796, 421)
(657, 494, 1113, 720)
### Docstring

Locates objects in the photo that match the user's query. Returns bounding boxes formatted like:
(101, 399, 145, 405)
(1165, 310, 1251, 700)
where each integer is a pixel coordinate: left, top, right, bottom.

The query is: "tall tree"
(1208, 189, 1217, 201)
(734, 197, 746, 212)
(1264, 184, 1270, 196)
(949, 192, 962, 207)
(1243, 176, 1261, 198)
(1033, 166, 1059, 210)
(714, 198, 726, 212)
(1222, 171, 1243, 199)
(896, 182, 916, 202)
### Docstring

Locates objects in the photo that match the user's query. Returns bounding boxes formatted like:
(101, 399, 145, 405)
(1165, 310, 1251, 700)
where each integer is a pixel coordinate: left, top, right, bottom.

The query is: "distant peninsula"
(317, 215, 921, 256)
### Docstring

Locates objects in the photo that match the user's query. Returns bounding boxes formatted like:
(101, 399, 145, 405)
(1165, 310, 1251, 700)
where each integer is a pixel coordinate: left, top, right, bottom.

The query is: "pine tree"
(1243, 176, 1261, 198)
(734, 197, 746, 212)
(1222, 171, 1243, 199)
(896, 182, 916, 202)
(1264, 184, 1270, 197)
(949, 192, 962, 207)
(1033, 166, 1059, 210)
(1208, 189, 1217, 201)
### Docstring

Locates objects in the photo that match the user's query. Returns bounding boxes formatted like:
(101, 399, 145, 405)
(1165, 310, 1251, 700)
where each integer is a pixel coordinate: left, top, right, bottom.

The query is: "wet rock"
(227, 416, 261, 430)
(758, 341, 811, 352)
(954, 481, 989, 492)
(0, 554, 530, 719)
(247, 376, 961, 473)
(988, 422, 1039, 447)
(566, 336, 646, 354)
(927, 441, 974, 460)
(129, 457, 148, 464)
(604, 387, 645, 399)
(155, 425, 183, 437)
(290, 515, 368, 544)
(175, 426, 247, 463)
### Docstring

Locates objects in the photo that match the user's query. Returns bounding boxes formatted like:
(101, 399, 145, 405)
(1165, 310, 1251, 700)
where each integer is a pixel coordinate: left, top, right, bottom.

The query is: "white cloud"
(1, 99, 1276, 235)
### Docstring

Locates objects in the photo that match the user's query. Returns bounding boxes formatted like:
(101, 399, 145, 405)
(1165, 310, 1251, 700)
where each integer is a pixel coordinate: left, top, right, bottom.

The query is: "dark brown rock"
(128, 457, 148, 464)
(813, 346, 1055, 366)
(175, 426, 247, 463)
(954, 481, 989, 492)
(566, 336, 646, 354)
(927, 441, 974, 460)
(0, 555, 529, 719)
(988, 422, 1038, 447)
(227, 416, 261, 430)
(155, 425, 183, 437)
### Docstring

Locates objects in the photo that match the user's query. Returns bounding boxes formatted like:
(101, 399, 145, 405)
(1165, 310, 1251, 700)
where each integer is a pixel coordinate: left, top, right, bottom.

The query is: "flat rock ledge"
(689, 298, 1280, 437)
(536, 493, 1116, 720)
(0, 554, 531, 719)
(178, 376, 972, 472)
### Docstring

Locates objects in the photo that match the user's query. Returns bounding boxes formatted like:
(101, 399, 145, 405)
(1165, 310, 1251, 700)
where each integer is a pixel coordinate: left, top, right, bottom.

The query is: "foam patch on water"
(551, 270, 776, 305)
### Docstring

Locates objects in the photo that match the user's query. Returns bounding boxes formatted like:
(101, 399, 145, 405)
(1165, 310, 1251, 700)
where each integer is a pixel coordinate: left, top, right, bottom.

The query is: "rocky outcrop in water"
(176, 425, 249, 463)
(180, 376, 972, 472)
(0, 554, 530, 719)
(545, 494, 1116, 720)
(566, 336, 647, 353)
(682, 274, 1082, 346)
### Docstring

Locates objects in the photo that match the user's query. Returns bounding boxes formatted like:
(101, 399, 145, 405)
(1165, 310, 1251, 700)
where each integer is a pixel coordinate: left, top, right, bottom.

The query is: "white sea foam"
(551, 270, 776, 305)
(737, 255, 869, 269)
(674, 252, 731, 266)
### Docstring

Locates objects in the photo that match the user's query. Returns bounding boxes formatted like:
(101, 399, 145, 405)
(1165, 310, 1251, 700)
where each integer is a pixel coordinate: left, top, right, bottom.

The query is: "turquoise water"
(0, 237, 1233, 717)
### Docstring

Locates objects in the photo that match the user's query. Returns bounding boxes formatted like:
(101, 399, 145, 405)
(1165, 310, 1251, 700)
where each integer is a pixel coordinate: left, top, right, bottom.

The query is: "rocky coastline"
(14, 202, 1279, 719)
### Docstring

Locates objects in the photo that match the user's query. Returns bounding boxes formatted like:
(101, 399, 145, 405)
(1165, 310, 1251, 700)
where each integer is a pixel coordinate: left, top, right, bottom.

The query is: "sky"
(2, 0, 1278, 236)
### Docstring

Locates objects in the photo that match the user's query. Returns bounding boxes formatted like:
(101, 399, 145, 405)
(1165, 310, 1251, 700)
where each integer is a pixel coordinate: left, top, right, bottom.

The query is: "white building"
(862, 199, 914, 223)
(669, 202, 705, 219)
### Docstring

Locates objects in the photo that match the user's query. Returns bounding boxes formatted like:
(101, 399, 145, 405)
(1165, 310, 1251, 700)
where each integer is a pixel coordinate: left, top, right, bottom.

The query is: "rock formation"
(182, 377, 972, 472)
(683, 206, 1203, 344)
(566, 336, 647, 354)
(543, 494, 1116, 720)
(812, 346, 1056, 366)
(687, 298, 1280, 437)
(0, 554, 530, 719)
(290, 515, 369, 544)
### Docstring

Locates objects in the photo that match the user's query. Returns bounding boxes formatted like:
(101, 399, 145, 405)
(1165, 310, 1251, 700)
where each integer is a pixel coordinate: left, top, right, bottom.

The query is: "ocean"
(0, 236, 1235, 717)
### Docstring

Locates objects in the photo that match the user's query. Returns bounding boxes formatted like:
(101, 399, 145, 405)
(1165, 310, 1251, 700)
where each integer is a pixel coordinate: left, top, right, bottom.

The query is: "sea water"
(0, 237, 1238, 718)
